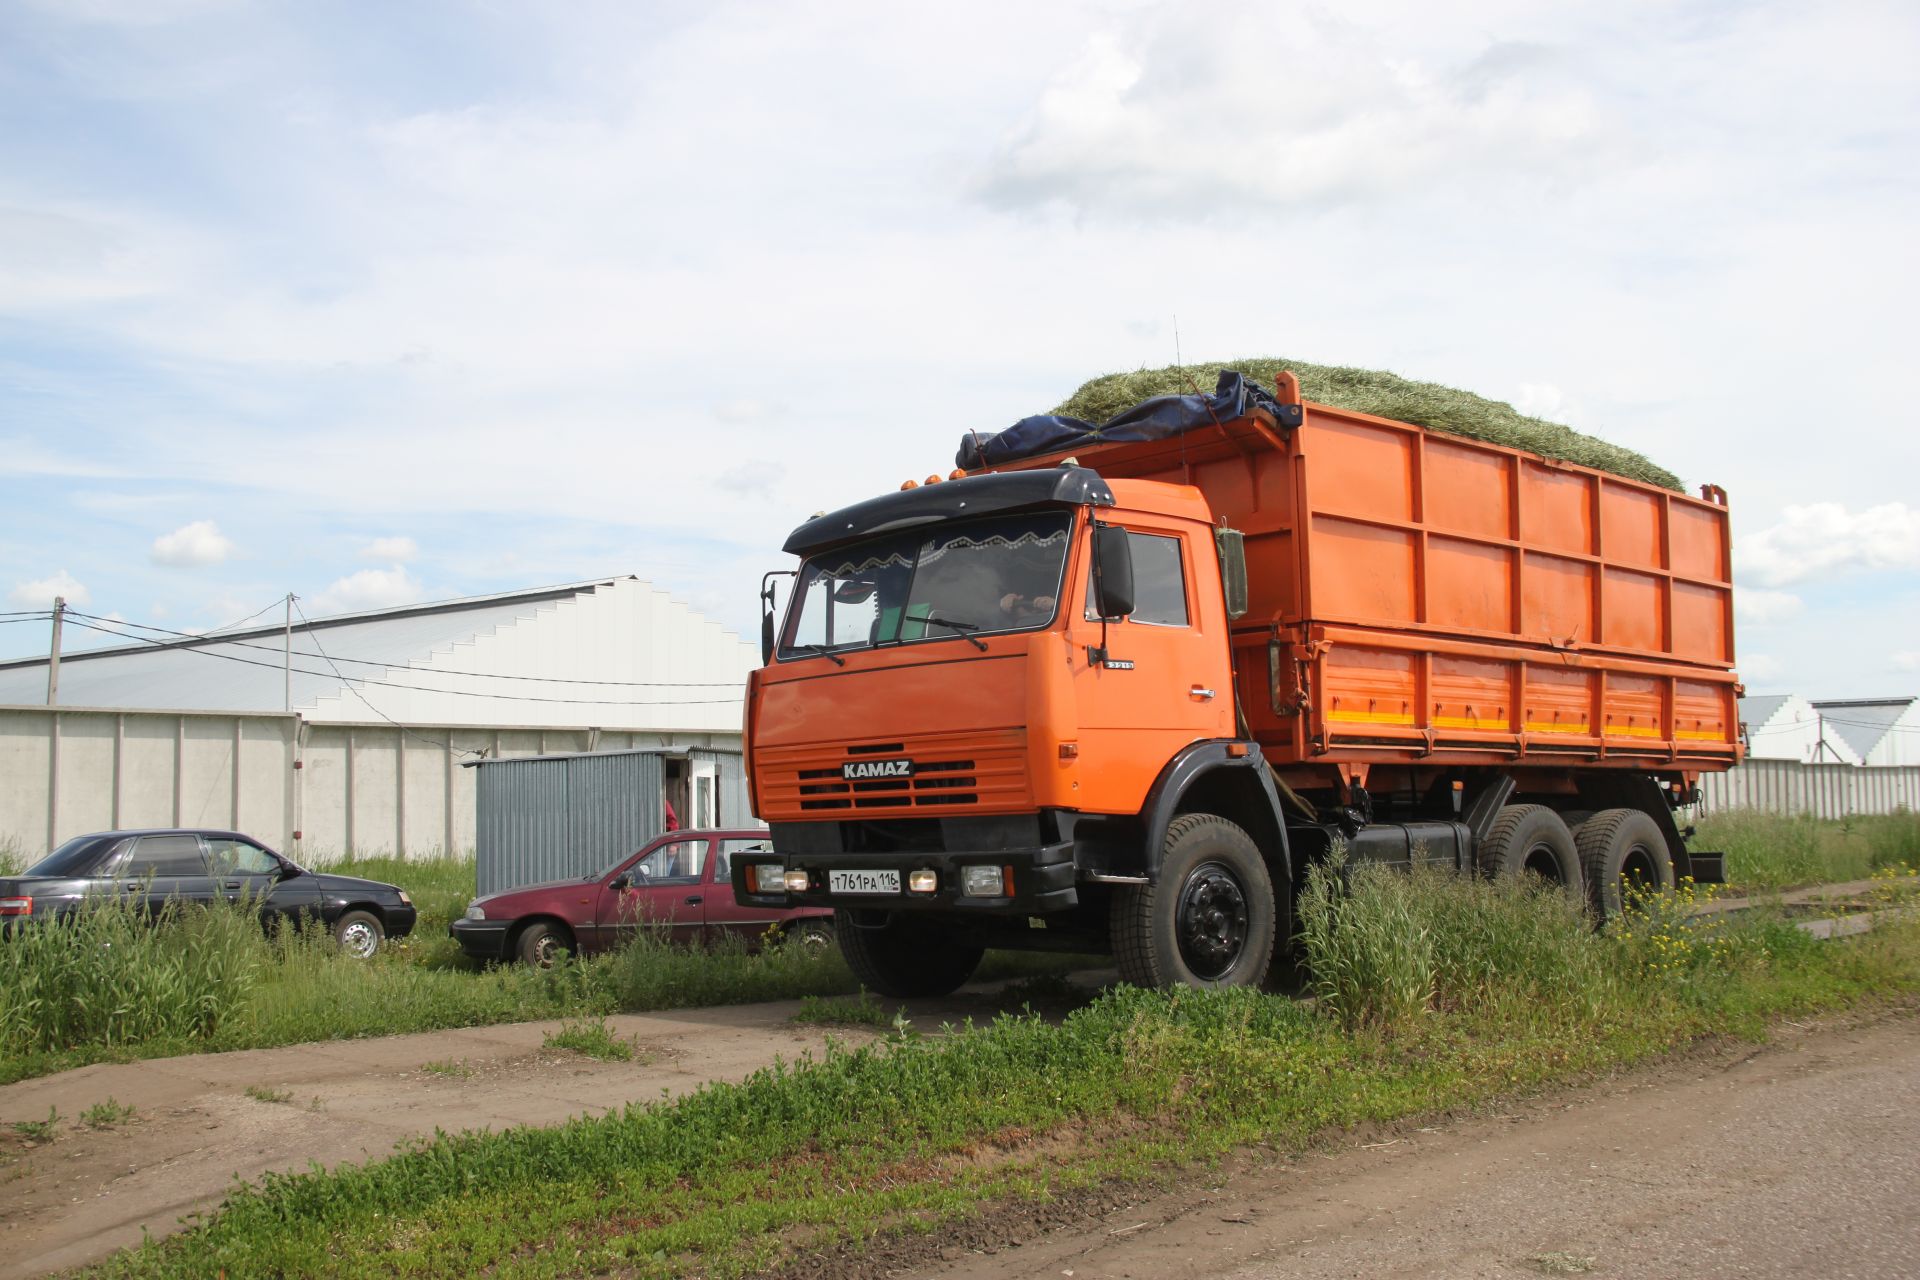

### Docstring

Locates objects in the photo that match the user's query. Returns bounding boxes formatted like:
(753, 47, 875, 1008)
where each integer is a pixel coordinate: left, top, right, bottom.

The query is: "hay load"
(1050, 358, 1683, 492)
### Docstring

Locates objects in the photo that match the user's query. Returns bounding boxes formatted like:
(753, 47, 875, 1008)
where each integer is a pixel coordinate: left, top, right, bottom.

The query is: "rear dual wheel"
(1111, 814, 1280, 989)
(1576, 808, 1675, 919)
(1476, 804, 1584, 894)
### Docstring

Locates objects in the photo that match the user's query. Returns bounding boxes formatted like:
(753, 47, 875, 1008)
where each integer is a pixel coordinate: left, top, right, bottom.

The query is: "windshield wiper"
(791, 643, 847, 667)
(921, 616, 989, 651)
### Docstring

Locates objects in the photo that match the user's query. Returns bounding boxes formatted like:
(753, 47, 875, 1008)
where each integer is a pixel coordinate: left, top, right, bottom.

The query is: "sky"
(1, 0, 1917, 698)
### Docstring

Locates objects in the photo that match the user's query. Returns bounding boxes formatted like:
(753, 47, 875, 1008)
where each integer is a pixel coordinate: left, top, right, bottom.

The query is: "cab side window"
(1086, 531, 1190, 627)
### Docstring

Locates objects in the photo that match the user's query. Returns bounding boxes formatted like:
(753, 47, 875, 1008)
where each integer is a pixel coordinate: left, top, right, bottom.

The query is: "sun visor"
(783, 467, 1114, 558)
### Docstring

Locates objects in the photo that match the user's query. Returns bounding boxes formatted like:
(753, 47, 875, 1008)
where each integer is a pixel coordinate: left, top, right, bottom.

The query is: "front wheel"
(516, 919, 574, 968)
(836, 912, 983, 998)
(1111, 813, 1280, 989)
(332, 909, 385, 959)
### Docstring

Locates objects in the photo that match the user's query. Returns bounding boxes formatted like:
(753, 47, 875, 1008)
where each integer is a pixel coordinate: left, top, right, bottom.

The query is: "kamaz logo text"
(842, 758, 914, 780)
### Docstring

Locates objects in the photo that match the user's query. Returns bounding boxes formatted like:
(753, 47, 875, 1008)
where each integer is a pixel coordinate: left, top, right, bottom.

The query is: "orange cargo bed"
(993, 385, 1740, 775)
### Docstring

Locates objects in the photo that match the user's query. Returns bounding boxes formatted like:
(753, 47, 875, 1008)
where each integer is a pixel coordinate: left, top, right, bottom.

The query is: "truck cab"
(735, 465, 1291, 994)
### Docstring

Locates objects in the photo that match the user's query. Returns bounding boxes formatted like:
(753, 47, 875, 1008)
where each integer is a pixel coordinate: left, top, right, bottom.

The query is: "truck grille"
(758, 732, 1030, 816)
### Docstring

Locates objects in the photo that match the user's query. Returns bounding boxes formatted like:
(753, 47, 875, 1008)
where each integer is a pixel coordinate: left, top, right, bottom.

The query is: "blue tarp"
(956, 370, 1288, 470)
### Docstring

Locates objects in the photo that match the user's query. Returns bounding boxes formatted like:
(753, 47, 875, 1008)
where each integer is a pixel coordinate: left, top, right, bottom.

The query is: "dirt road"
(0, 1002, 888, 1278)
(919, 1011, 1920, 1280)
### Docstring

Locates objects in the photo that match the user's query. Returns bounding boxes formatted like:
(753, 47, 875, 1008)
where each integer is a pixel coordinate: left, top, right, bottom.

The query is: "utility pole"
(284, 593, 294, 713)
(45, 596, 64, 706)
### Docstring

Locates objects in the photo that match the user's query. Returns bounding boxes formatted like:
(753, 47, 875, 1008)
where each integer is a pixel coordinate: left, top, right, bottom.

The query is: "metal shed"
(470, 747, 750, 896)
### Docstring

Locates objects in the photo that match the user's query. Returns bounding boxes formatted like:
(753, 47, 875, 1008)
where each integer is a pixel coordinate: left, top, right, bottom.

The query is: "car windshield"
(779, 510, 1072, 658)
(24, 835, 115, 878)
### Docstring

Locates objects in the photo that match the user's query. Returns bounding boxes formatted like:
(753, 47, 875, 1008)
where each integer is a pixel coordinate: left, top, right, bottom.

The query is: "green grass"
(1695, 810, 1920, 890)
(79, 1098, 137, 1129)
(1049, 358, 1682, 490)
(421, 1059, 475, 1079)
(544, 1018, 639, 1062)
(243, 1085, 293, 1105)
(790, 991, 891, 1028)
(80, 867, 1920, 1279)
(10, 1108, 57, 1142)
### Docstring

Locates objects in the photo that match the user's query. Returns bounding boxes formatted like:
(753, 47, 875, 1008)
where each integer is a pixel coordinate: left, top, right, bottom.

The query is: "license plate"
(829, 869, 901, 895)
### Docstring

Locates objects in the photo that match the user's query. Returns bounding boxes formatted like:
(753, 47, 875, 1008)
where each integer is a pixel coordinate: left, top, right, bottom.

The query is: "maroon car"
(451, 828, 833, 966)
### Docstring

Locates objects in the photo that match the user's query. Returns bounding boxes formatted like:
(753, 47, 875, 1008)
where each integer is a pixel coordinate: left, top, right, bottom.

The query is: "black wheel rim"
(1620, 843, 1661, 900)
(1522, 842, 1567, 885)
(1176, 861, 1250, 981)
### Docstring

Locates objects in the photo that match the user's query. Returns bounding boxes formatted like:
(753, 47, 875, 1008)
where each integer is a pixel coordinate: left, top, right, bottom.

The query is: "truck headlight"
(908, 869, 938, 894)
(961, 865, 1006, 898)
(783, 869, 811, 893)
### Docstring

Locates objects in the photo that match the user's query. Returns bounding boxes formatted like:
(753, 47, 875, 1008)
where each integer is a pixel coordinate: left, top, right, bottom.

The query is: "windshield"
(25, 835, 117, 878)
(779, 510, 1072, 658)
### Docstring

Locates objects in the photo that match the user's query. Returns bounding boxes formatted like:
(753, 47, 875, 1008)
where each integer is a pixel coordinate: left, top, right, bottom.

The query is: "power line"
(290, 597, 475, 758)
(62, 609, 746, 689)
(55, 617, 745, 707)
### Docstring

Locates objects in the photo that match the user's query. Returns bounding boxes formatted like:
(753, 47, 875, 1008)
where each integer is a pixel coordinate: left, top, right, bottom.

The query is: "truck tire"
(1577, 808, 1675, 919)
(1475, 804, 1582, 892)
(1111, 813, 1279, 989)
(835, 912, 983, 998)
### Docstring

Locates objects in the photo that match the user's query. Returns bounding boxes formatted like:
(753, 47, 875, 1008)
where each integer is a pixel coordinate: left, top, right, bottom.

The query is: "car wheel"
(787, 918, 835, 951)
(333, 909, 385, 959)
(517, 920, 574, 968)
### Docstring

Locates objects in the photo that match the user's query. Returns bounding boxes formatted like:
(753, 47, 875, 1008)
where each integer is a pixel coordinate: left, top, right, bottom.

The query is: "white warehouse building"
(0, 577, 759, 860)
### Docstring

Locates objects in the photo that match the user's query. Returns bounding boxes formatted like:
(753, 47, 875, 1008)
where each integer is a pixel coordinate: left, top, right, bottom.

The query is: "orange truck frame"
(734, 372, 1740, 995)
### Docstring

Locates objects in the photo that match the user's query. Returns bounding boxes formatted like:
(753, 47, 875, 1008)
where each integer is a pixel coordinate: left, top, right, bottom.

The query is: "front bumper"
(449, 917, 512, 959)
(385, 904, 419, 938)
(731, 840, 1079, 916)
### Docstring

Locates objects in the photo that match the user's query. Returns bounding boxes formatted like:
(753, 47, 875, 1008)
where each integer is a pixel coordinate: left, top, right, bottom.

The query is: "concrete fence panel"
(1697, 758, 1920, 819)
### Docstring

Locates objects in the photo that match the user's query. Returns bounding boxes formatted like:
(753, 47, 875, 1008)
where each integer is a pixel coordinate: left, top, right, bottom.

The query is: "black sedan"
(0, 828, 417, 957)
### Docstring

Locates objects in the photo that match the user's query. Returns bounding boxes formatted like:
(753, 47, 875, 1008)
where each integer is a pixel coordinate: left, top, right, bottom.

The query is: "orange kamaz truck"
(733, 371, 1740, 995)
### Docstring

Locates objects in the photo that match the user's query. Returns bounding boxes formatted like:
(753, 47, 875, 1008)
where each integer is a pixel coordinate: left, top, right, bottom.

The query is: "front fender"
(1137, 740, 1292, 885)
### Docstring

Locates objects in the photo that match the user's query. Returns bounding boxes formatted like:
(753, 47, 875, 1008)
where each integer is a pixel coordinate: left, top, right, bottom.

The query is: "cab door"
(1068, 515, 1237, 815)
(597, 836, 710, 950)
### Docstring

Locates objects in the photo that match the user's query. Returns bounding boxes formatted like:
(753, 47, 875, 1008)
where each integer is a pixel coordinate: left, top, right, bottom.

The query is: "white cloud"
(361, 536, 418, 562)
(1739, 653, 1784, 682)
(1735, 502, 1920, 588)
(309, 567, 424, 616)
(1734, 588, 1803, 626)
(1511, 382, 1568, 421)
(9, 570, 91, 609)
(150, 519, 234, 566)
(1892, 652, 1920, 672)
(979, 14, 1609, 218)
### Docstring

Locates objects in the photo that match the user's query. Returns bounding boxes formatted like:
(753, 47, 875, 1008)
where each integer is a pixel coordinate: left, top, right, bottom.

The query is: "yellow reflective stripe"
(1327, 710, 1416, 726)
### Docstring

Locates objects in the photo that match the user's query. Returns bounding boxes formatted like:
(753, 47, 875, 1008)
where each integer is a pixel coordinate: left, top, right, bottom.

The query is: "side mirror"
(610, 873, 631, 892)
(1214, 527, 1249, 620)
(760, 611, 775, 665)
(1092, 524, 1136, 619)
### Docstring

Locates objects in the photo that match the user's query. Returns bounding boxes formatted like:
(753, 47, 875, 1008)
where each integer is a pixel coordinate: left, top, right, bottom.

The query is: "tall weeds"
(1297, 853, 1609, 1030)
(0, 897, 263, 1055)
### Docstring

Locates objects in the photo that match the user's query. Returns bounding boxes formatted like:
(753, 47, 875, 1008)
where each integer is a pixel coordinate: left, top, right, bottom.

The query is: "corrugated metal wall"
(474, 751, 665, 895)
(1698, 759, 1920, 819)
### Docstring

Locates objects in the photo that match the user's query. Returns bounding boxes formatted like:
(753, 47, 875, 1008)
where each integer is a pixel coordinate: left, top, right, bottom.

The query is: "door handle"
(685, 894, 703, 905)
(1189, 686, 1216, 700)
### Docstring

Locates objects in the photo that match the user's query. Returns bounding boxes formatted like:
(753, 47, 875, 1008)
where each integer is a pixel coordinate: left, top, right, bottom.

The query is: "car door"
(205, 836, 314, 931)
(113, 833, 220, 916)
(703, 837, 792, 944)
(597, 837, 710, 950)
